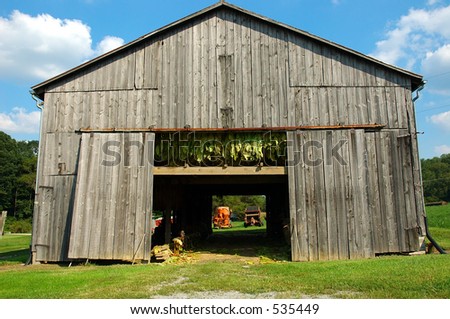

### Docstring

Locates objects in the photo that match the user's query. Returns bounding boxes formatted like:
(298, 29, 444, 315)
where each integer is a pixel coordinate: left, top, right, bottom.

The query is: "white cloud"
(430, 110, 450, 132)
(0, 107, 41, 134)
(95, 36, 125, 56)
(371, 5, 450, 96)
(371, 6, 450, 65)
(422, 44, 450, 95)
(0, 10, 124, 81)
(435, 144, 450, 155)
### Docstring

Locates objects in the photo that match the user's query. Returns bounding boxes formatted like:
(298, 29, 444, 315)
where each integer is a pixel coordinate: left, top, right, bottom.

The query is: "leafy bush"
(5, 218, 32, 233)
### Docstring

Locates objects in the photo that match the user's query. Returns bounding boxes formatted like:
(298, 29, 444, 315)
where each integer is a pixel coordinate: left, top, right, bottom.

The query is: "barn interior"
(152, 174, 290, 258)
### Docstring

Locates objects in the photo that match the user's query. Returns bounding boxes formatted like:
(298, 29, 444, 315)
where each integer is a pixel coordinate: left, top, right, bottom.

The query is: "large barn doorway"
(150, 131, 291, 260)
(151, 173, 290, 260)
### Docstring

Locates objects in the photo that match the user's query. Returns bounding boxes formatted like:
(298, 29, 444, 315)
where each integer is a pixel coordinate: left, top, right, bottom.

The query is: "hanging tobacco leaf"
(154, 131, 287, 167)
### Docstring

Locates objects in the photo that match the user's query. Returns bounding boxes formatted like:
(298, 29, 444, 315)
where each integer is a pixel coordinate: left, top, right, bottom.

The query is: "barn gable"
(33, 2, 422, 96)
(31, 2, 423, 134)
(31, 2, 426, 263)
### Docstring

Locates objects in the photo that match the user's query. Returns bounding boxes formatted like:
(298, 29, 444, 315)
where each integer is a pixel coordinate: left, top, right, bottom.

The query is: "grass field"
(0, 234, 30, 266)
(213, 220, 267, 233)
(0, 206, 449, 299)
(425, 204, 450, 250)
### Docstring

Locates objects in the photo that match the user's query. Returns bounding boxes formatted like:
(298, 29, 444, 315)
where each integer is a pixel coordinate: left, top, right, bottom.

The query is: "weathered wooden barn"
(30, 1, 426, 263)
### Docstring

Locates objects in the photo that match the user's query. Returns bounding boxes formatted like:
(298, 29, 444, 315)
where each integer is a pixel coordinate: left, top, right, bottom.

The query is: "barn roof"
(31, 1, 423, 99)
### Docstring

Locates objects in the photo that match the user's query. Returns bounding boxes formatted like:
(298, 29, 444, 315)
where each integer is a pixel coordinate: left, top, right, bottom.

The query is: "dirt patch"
(193, 251, 261, 264)
(185, 231, 290, 264)
(153, 290, 278, 299)
(196, 252, 260, 263)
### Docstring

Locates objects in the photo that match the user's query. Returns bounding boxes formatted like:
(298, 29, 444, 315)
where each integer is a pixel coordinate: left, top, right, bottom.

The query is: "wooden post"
(164, 209, 172, 244)
(0, 211, 7, 236)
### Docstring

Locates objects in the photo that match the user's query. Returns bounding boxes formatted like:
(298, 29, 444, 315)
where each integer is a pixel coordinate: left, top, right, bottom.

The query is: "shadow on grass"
(0, 249, 30, 264)
(196, 228, 291, 261)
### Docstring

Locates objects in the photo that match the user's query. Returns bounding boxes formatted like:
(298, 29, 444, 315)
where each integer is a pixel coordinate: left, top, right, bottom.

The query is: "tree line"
(0, 131, 38, 226)
(212, 195, 266, 220)
(421, 153, 450, 203)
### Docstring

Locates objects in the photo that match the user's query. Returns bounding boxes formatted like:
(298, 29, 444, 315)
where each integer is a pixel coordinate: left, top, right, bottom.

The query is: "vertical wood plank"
(287, 131, 310, 261)
(321, 46, 333, 86)
(183, 24, 192, 128)
(304, 39, 314, 87)
(336, 88, 349, 127)
(277, 29, 289, 126)
(208, 14, 218, 128)
(35, 187, 52, 261)
(334, 130, 350, 259)
(134, 46, 145, 89)
(380, 131, 399, 252)
(311, 43, 323, 85)
(144, 133, 155, 260)
(250, 19, 263, 127)
(331, 49, 343, 86)
(385, 86, 398, 128)
(399, 132, 419, 250)
(287, 131, 300, 261)
(0, 211, 7, 236)
(354, 130, 373, 258)
(323, 130, 339, 260)
(373, 132, 389, 253)
(391, 131, 408, 252)
(68, 133, 90, 258)
(366, 132, 384, 253)
(314, 131, 329, 260)
(241, 15, 252, 127)
(87, 133, 104, 259)
(101, 133, 119, 260)
(346, 130, 358, 258)
(304, 131, 319, 260)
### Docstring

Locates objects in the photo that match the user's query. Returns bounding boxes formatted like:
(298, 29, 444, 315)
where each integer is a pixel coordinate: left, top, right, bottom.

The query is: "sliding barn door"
(69, 132, 155, 261)
(287, 130, 374, 261)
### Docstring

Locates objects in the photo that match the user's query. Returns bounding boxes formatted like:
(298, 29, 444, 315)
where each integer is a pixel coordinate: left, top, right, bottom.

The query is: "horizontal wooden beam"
(78, 124, 385, 134)
(153, 166, 287, 176)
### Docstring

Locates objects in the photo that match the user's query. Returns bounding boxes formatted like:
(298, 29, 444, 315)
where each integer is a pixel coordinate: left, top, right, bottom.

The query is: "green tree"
(212, 195, 266, 220)
(421, 153, 450, 203)
(0, 131, 38, 219)
(0, 132, 20, 213)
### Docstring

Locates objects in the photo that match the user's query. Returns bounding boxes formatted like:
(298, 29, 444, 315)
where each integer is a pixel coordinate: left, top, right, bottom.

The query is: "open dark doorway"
(152, 174, 291, 260)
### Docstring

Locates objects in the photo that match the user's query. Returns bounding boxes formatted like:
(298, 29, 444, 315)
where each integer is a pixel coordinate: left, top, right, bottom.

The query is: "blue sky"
(1, 0, 449, 159)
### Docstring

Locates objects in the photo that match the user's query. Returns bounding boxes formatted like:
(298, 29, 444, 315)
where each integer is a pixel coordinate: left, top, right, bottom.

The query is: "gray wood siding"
(43, 9, 411, 132)
(68, 132, 154, 261)
(33, 176, 76, 262)
(288, 130, 422, 261)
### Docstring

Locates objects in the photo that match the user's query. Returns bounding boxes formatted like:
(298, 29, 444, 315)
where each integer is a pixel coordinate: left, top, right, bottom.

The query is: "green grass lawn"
(0, 254, 448, 298)
(0, 234, 30, 266)
(213, 220, 267, 233)
(426, 205, 450, 250)
(0, 207, 449, 299)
